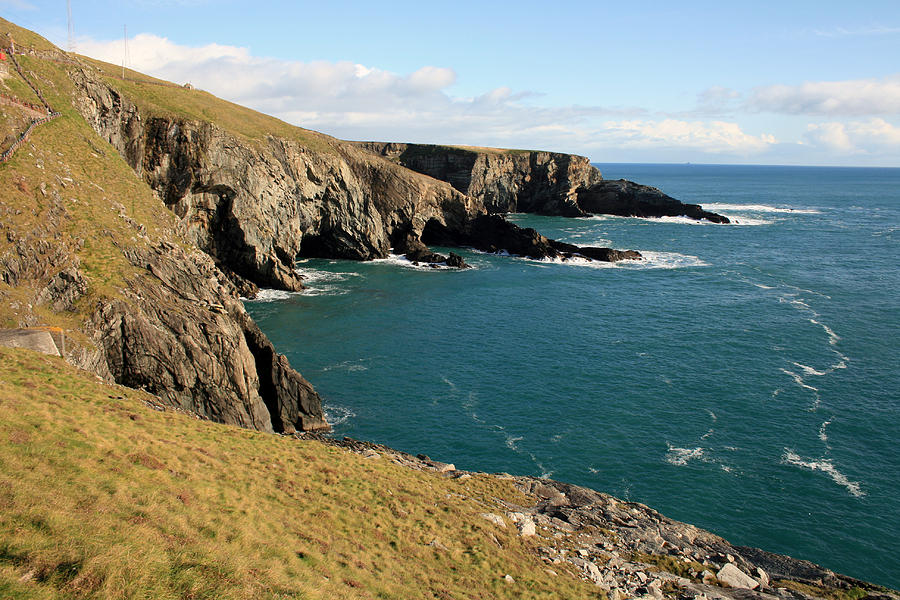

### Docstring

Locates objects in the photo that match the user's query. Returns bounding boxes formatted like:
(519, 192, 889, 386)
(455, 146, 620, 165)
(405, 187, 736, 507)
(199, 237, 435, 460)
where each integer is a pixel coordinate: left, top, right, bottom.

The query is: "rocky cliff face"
(355, 142, 599, 216)
(355, 142, 729, 223)
(71, 69, 480, 293)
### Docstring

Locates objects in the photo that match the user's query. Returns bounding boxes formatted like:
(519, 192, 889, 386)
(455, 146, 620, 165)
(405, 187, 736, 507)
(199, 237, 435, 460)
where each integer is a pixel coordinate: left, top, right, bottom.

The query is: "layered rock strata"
(355, 142, 729, 223)
(71, 68, 480, 292)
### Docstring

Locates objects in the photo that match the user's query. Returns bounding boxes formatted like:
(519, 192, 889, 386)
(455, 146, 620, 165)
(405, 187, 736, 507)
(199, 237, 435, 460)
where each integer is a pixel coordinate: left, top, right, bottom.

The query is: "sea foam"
(782, 449, 865, 497)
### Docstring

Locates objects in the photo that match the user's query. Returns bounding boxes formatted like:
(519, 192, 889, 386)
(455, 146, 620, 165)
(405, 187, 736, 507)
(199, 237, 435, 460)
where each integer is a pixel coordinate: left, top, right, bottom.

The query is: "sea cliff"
(355, 141, 729, 222)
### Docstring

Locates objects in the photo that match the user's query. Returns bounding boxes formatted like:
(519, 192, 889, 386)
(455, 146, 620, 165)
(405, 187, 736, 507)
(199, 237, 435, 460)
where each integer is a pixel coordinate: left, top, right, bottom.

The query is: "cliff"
(0, 18, 326, 433)
(355, 141, 729, 223)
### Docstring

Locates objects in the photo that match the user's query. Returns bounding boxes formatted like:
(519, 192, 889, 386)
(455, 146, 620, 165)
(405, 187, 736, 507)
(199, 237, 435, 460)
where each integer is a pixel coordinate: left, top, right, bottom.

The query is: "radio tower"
(67, 0, 75, 53)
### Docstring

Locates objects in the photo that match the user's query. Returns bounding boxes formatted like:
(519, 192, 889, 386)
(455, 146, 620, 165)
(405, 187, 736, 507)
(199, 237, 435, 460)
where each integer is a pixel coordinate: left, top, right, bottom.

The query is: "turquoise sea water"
(246, 164, 900, 588)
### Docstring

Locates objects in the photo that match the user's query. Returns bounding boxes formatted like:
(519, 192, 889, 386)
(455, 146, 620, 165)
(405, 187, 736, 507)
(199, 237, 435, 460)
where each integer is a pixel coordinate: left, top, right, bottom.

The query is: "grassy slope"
(0, 347, 598, 599)
(0, 19, 184, 341)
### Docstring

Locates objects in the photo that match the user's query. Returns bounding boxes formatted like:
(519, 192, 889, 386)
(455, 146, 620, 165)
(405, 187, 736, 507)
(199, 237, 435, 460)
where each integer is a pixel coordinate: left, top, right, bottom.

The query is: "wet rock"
(577, 179, 729, 223)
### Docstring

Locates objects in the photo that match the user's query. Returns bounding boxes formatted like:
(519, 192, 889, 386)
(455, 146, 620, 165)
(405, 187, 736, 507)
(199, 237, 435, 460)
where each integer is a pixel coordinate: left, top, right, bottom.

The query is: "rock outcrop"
(355, 142, 729, 223)
(578, 179, 729, 223)
(424, 214, 642, 263)
(355, 142, 598, 216)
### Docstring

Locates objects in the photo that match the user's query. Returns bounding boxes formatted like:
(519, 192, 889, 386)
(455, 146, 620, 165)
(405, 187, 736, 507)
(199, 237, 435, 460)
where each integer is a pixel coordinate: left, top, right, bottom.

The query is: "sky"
(3, 0, 900, 166)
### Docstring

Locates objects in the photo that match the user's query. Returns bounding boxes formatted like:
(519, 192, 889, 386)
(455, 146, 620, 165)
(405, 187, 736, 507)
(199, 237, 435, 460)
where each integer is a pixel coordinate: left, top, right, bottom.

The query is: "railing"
(0, 46, 60, 164)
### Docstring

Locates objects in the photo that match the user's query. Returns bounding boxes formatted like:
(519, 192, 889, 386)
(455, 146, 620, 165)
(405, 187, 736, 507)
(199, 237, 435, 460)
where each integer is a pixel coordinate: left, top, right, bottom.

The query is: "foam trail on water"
(782, 449, 865, 498)
(704, 203, 822, 214)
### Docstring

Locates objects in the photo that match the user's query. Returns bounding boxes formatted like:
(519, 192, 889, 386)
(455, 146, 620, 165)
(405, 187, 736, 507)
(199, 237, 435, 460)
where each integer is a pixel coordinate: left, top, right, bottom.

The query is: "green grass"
(0, 347, 600, 599)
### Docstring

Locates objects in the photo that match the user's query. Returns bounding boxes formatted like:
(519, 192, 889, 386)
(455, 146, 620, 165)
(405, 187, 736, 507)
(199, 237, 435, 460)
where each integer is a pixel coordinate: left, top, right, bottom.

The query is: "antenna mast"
(67, 0, 75, 53)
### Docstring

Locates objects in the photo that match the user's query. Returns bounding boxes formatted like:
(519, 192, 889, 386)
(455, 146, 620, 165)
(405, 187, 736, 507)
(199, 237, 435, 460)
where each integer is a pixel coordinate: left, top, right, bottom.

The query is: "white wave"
(810, 318, 841, 346)
(505, 435, 523, 451)
(665, 444, 706, 466)
(782, 449, 865, 498)
(704, 203, 821, 214)
(324, 404, 355, 427)
(753, 283, 775, 290)
(248, 288, 300, 302)
(793, 362, 829, 377)
(726, 216, 775, 226)
(818, 418, 833, 444)
(373, 253, 469, 270)
(322, 360, 369, 373)
(707, 409, 718, 422)
(700, 428, 714, 440)
(637, 251, 710, 269)
(535, 250, 708, 270)
(779, 368, 820, 394)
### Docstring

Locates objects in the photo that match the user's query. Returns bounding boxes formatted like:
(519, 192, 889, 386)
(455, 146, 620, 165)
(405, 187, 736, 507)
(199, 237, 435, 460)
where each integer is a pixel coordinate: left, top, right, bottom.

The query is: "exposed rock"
(480, 513, 507, 528)
(424, 214, 642, 263)
(35, 266, 87, 311)
(72, 67, 479, 292)
(578, 179, 730, 223)
(716, 564, 759, 590)
(78, 242, 327, 433)
(355, 142, 597, 215)
(356, 142, 728, 223)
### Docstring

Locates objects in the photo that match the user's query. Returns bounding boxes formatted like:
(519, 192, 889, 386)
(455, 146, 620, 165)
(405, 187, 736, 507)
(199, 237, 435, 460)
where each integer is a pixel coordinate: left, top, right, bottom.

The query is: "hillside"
(0, 347, 601, 599)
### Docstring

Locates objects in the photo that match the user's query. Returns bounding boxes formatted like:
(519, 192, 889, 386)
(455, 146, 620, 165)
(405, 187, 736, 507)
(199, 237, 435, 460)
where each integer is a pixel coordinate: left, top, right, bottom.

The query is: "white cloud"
(748, 76, 900, 116)
(598, 119, 777, 154)
(806, 118, 900, 153)
(73, 35, 794, 161)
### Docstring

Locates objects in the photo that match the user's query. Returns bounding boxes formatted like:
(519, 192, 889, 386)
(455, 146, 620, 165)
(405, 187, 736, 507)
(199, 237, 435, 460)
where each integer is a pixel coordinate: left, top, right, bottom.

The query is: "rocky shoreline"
(354, 142, 730, 223)
(304, 434, 898, 600)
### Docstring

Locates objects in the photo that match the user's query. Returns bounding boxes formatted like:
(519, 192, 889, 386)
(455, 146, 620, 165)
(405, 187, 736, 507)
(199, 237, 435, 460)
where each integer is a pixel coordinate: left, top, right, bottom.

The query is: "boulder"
(716, 563, 759, 590)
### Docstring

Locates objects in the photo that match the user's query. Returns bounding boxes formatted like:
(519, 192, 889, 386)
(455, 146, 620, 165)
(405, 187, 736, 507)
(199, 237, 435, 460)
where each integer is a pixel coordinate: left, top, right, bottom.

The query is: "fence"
(0, 46, 59, 164)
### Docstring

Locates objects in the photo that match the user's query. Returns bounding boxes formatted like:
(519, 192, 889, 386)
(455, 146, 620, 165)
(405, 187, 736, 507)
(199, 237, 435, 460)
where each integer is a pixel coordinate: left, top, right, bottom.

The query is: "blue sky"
(4, 0, 900, 165)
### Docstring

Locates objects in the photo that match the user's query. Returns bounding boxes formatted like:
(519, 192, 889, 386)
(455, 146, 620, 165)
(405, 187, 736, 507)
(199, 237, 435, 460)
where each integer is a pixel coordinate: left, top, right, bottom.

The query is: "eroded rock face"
(80, 242, 327, 433)
(355, 142, 599, 216)
(355, 142, 730, 223)
(71, 68, 479, 293)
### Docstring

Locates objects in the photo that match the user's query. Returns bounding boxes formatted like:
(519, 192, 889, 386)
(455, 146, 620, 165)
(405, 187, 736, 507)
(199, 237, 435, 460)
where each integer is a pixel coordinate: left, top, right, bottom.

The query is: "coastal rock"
(78, 242, 328, 432)
(424, 214, 642, 263)
(356, 142, 728, 223)
(480, 513, 507, 528)
(577, 179, 730, 223)
(355, 142, 598, 215)
(716, 564, 759, 590)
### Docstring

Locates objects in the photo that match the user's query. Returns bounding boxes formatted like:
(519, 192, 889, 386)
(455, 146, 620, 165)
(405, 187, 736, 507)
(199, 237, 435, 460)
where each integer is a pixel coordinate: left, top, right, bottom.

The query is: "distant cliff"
(355, 142, 729, 223)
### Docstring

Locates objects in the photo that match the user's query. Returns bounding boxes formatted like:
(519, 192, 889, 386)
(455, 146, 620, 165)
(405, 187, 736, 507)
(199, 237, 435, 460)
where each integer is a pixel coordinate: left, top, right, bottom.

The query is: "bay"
(246, 164, 900, 588)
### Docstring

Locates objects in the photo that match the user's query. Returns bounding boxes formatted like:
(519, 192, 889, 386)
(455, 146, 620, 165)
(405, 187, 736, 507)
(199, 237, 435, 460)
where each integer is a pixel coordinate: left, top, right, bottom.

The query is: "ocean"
(245, 164, 900, 588)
